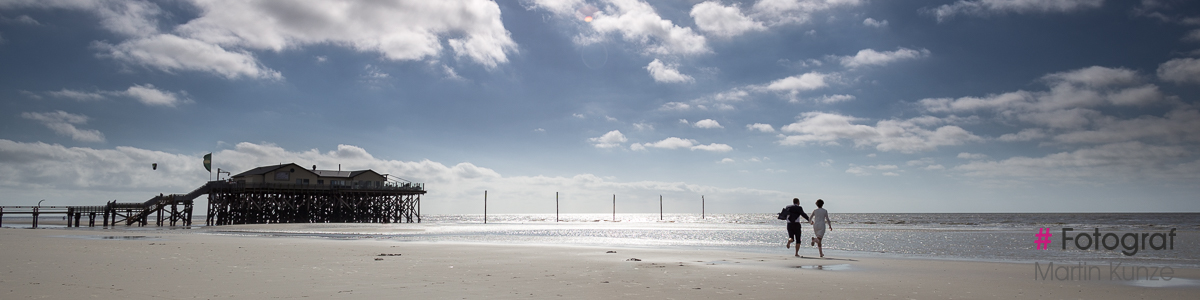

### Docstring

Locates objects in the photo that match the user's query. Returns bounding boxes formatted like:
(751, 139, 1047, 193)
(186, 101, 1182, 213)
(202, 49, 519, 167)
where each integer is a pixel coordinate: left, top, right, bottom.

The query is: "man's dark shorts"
(787, 222, 803, 240)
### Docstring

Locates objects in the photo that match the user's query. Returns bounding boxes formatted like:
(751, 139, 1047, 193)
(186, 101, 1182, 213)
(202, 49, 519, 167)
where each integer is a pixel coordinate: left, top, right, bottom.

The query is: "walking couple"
(782, 198, 832, 257)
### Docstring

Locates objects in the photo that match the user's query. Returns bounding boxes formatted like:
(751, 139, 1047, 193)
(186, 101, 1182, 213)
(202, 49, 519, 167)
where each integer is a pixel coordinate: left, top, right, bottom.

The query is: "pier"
(1, 163, 426, 227)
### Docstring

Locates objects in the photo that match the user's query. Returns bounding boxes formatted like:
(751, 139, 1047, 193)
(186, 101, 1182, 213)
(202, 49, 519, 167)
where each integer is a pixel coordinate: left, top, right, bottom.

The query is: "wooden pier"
(206, 180, 424, 225)
(2, 168, 426, 228)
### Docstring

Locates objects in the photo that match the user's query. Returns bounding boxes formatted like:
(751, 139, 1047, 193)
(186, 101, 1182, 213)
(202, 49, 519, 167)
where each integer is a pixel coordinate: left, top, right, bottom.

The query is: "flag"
(203, 153, 212, 172)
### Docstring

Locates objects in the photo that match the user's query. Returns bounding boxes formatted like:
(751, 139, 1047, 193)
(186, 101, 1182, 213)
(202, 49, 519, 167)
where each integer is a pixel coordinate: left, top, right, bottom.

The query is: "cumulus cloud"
(918, 66, 1164, 129)
(778, 112, 983, 153)
(95, 34, 282, 80)
(862, 18, 888, 28)
(924, 0, 1104, 22)
(178, 0, 517, 68)
(21, 111, 105, 142)
(635, 137, 732, 152)
(0, 0, 164, 36)
(122, 84, 191, 107)
(48, 89, 106, 101)
(750, 0, 864, 26)
(43, 84, 192, 107)
(693, 119, 723, 129)
(645, 59, 694, 83)
(690, 143, 733, 152)
(954, 142, 1198, 181)
(589, 130, 628, 148)
(587, 0, 709, 56)
(690, 1, 765, 38)
(641, 137, 697, 149)
(1158, 58, 1200, 84)
(957, 152, 988, 160)
(11, 0, 518, 79)
(997, 128, 1047, 142)
(838, 47, 930, 69)
(746, 123, 775, 132)
(659, 102, 692, 111)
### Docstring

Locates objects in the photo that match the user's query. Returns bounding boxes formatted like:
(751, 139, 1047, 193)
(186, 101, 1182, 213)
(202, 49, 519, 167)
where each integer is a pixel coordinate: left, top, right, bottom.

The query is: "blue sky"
(2, 0, 1199, 214)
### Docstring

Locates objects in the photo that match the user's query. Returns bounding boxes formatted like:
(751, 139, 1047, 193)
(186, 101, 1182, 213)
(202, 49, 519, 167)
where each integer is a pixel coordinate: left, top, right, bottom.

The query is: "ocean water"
(8, 213, 1199, 267)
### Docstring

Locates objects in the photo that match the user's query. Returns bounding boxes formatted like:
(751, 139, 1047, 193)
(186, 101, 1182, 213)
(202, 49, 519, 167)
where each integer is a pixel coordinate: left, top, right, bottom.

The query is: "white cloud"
(178, 0, 517, 68)
(746, 123, 775, 132)
(693, 119, 723, 129)
(1158, 58, 1200, 84)
(1184, 29, 1200, 42)
(750, 0, 864, 26)
(95, 34, 282, 80)
(679, 119, 690, 124)
(588, 0, 709, 56)
(1043, 66, 1140, 88)
(954, 142, 1198, 182)
(21, 111, 105, 142)
(44, 84, 191, 107)
(719, 158, 735, 163)
(645, 59, 694, 83)
(0, 140, 795, 212)
(997, 128, 1047, 142)
(957, 152, 988, 160)
(838, 47, 930, 69)
(761, 72, 830, 101)
(882, 172, 899, 176)
(122, 84, 190, 107)
(659, 102, 692, 111)
(632, 122, 654, 131)
(924, 164, 946, 170)
(779, 112, 982, 153)
(0, 0, 164, 36)
(845, 166, 868, 176)
(534, 128, 546, 132)
(2, 14, 41, 25)
(925, 0, 1104, 22)
(641, 137, 697, 149)
(918, 66, 1165, 130)
(589, 130, 628, 148)
(1049, 108, 1200, 145)
(690, 1, 765, 38)
(812, 94, 855, 104)
(862, 18, 888, 28)
(48, 89, 106, 101)
(691, 143, 733, 152)
(573, 113, 586, 119)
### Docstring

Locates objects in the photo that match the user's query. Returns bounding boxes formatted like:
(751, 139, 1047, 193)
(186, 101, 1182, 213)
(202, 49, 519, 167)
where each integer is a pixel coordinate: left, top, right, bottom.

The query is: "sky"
(1, 0, 1199, 214)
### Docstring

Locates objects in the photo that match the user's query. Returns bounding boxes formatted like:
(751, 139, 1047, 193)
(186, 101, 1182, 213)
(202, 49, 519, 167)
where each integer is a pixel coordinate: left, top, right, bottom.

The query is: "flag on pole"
(203, 153, 212, 172)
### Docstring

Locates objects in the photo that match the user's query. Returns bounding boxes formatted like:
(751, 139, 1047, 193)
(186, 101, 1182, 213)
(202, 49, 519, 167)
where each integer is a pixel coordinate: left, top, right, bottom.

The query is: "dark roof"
(231, 164, 291, 178)
(232, 163, 382, 179)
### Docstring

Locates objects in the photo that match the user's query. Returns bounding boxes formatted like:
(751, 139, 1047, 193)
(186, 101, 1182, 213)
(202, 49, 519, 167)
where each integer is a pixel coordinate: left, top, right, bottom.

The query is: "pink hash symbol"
(1034, 228, 1052, 250)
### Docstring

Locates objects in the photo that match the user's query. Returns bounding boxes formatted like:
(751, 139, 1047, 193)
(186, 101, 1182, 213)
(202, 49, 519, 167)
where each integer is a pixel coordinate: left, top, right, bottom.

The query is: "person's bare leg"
(817, 237, 824, 257)
(787, 238, 793, 249)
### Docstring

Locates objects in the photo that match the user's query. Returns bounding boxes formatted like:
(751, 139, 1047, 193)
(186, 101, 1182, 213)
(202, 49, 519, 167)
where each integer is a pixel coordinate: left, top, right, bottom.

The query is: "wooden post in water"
(612, 194, 615, 222)
(0, 207, 4, 227)
(659, 195, 663, 221)
(702, 195, 705, 220)
(484, 190, 488, 224)
(555, 192, 559, 222)
(32, 207, 38, 228)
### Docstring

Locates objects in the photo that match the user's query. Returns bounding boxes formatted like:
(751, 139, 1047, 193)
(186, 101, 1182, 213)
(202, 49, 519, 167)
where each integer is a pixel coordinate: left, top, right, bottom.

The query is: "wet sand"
(1, 227, 1197, 299)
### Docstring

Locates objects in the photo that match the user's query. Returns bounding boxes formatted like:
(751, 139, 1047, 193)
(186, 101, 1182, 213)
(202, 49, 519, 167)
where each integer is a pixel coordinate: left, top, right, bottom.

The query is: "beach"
(2, 225, 1197, 299)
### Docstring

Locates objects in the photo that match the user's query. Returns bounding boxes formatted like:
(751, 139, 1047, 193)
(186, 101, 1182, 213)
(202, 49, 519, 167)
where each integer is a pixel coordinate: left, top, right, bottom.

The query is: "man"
(784, 198, 810, 257)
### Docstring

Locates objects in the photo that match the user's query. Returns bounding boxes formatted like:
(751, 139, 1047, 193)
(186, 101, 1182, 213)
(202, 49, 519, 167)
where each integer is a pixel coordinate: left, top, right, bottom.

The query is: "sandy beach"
(1, 226, 1197, 299)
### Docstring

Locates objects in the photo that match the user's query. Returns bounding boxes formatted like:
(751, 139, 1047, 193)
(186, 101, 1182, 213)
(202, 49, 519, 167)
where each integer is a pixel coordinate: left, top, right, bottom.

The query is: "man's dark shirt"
(786, 204, 810, 223)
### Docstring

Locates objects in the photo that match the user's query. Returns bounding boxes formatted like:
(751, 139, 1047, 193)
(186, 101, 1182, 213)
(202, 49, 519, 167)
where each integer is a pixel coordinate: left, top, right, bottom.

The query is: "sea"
(6, 213, 1199, 268)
